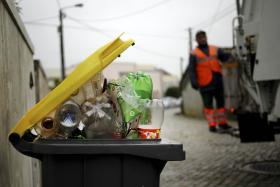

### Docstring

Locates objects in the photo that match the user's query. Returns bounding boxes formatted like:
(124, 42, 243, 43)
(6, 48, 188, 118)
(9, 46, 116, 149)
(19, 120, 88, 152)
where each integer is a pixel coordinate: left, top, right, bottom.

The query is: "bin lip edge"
(12, 138, 186, 161)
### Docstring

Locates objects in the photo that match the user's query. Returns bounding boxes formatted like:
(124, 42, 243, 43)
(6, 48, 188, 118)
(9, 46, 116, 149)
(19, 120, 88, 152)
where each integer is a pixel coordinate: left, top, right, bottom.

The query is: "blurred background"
(18, 0, 236, 80)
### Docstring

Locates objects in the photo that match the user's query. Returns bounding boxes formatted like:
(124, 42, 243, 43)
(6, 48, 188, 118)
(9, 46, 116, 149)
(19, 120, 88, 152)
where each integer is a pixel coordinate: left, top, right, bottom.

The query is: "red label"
(138, 128, 160, 139)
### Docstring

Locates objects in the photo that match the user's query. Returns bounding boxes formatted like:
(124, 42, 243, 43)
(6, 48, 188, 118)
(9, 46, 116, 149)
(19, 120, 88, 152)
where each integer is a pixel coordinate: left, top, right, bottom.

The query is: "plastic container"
(138, 99, 164, 139)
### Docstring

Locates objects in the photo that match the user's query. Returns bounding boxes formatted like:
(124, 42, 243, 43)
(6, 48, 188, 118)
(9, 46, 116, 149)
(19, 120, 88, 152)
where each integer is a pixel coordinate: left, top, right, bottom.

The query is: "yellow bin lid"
(9, 34, 134, 143)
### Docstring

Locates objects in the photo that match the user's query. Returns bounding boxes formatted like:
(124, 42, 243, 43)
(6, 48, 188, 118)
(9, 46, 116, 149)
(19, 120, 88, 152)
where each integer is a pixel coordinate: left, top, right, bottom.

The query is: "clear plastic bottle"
(55, 100, 82, 137)
(34, 111, 58, 138)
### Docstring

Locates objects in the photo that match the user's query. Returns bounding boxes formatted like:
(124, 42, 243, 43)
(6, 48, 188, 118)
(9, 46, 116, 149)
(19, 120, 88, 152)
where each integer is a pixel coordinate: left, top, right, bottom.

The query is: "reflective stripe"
(204, 108, 216, 127)
(216, 107, 227, 125)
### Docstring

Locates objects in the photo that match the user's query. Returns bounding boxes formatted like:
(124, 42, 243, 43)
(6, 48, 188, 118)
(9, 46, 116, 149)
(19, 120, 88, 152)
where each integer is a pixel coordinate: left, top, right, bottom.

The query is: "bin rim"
(12, 138, 186, 161)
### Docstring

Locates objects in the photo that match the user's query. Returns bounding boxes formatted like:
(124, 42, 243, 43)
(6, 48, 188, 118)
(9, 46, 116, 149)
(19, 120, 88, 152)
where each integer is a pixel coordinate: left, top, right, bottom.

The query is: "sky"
(18, 0, 237, 78)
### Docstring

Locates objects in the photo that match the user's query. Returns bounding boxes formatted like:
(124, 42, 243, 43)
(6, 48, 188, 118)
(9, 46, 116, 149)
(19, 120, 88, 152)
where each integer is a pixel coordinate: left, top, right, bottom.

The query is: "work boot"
(218, 124, 234, 134)
(219, 124, 240, 137)
(204, 108, 217, 132)
(218, 123, 232, 130)
(209, 126, 217, 132)
(229, 128, 240, 138)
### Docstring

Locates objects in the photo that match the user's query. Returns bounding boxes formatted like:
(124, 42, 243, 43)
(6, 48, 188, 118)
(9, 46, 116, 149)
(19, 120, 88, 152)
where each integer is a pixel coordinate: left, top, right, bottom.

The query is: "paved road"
(160, 108, 280, 187)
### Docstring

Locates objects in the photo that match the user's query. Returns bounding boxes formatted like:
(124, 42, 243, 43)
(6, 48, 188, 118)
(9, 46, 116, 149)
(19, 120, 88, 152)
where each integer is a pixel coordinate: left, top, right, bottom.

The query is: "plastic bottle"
(55, 100, 82, 137)
(82, 102, 120, 139)
(34, 116, 58, 138)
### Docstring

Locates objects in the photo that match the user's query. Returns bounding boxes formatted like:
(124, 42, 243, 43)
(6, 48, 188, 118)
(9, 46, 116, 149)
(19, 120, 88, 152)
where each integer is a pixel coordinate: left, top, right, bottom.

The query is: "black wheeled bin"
(11, 138, 185, 187)
(8, 36, 185, 187)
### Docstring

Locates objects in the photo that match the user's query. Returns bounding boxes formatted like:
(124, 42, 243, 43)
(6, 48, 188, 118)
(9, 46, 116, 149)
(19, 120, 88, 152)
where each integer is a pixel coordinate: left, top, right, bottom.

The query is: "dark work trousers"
(199, 81, 225, 109)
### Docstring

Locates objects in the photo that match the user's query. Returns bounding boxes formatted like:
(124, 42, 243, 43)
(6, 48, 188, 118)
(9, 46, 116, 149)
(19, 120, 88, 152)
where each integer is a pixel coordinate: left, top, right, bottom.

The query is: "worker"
(188, 30, 232, 132)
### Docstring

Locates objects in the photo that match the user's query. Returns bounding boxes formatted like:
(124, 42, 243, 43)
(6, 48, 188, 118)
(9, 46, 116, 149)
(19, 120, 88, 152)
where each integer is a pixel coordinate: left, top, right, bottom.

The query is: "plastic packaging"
(71, 73, 105, 105)
(126, 72, 153, 99)
(126, 72, 153, 124)
(82, 102, 120, 138)
(107, 72, 154, 138)
(107, 79, 141, 137)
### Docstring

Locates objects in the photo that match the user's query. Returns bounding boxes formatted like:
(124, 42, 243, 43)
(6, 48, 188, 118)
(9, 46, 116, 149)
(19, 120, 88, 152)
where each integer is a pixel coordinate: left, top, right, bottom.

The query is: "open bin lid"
(9, 34, 135, 144)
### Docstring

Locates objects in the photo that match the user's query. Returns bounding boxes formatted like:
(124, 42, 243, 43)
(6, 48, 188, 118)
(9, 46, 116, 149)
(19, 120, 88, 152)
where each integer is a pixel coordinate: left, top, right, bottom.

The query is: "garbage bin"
(11, 138, 185, 187)
(9, 35, 185, 187)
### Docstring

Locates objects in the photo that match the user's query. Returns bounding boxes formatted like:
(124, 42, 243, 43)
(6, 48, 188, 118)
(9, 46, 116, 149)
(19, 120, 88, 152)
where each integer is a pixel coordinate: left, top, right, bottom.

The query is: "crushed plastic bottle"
(82, 101, 122, 139)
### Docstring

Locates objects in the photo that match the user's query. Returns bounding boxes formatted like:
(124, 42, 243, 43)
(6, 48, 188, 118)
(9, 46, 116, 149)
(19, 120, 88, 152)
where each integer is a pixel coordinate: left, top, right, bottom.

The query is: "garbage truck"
(233, 0, 280, 142)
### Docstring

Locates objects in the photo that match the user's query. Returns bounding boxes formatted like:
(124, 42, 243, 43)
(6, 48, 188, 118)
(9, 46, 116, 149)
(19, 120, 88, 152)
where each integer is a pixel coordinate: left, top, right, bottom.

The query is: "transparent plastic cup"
(138, 99, 164, 139)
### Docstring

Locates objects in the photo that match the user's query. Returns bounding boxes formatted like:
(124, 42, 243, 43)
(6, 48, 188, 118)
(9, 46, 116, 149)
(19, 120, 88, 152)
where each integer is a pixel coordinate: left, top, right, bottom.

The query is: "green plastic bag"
(117, 92, 142, 123)
(126, 72, 153, 124)
(126, 72, 153, 99)
(107, 72, 153, 133)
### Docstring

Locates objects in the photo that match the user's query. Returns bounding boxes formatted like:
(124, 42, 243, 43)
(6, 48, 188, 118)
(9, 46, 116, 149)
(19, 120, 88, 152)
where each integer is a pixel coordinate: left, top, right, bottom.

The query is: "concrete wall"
(0, 1, 42, 187)
(182, 82, 204, 118)
(34, 60, 50, 101)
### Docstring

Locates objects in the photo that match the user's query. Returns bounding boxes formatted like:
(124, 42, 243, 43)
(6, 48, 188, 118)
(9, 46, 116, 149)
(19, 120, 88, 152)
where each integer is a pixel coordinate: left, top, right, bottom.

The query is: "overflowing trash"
(28, 71, 164, 141)
(8, 36, 166, 143)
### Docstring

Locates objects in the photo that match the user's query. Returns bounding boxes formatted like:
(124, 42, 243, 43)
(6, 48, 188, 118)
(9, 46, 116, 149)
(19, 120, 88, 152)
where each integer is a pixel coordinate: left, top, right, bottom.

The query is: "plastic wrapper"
(24, 69, 160, 140)
(107, 79, 141, 136)
(126, 130, 139, 139)
(107, 72, 153, 138)
(71, 73, 104, 105)
(126, 72, 153, 124)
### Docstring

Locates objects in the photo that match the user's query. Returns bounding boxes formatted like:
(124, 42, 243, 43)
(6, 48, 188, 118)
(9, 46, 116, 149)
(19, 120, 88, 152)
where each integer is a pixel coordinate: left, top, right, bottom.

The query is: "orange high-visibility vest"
(192, 45, 222, 87)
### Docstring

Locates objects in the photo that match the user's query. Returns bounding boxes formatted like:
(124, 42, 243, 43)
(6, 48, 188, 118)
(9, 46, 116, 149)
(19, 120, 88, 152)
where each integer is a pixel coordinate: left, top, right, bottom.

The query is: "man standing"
(188, 30, 232, 132)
